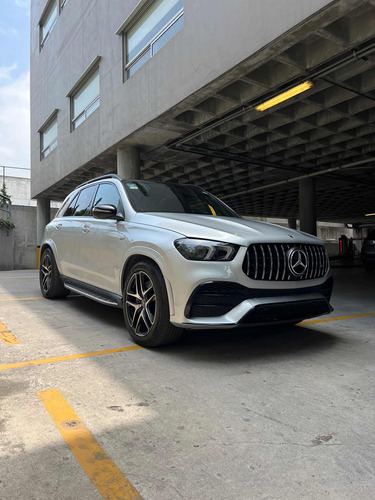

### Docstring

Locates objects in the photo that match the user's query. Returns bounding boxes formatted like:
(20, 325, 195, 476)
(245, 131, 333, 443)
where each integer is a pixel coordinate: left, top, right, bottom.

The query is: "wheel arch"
(40, 240, 61, 273)
(121, 253, 175, 317)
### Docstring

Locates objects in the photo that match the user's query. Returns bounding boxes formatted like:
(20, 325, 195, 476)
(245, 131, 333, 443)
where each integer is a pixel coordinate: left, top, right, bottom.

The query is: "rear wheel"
(123, 261, 182, 347)
(39, 248, 69, 299)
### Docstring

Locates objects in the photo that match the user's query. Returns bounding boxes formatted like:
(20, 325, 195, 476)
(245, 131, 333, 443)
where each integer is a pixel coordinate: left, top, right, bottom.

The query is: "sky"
(0, 0, 30, 176)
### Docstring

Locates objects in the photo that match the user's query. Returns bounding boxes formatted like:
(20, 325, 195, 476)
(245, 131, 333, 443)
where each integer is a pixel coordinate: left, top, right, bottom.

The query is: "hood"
(132, 213, 323, 246)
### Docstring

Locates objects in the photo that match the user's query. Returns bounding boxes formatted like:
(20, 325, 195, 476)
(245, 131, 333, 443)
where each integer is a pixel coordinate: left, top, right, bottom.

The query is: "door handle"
(82, 224, 91, 233)
(56, 223, 62, 229)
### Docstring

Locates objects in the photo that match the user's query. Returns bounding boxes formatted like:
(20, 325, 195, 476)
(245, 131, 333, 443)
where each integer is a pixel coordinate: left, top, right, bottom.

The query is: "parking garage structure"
(30, 0, 375, 243)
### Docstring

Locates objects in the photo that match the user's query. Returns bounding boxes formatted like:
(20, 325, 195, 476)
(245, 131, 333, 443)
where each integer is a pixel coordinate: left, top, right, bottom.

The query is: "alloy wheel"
(125, 271, 157, 336)
(40, 253, 52, 293)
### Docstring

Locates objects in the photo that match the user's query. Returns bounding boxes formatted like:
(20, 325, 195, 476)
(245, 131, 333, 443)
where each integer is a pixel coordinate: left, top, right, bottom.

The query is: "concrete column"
(299, 178, 317, 236)
(117, 146, 140, 179)
(37, 198, 50, 246)
(36, 198, 50, 268)
(288, 217, 297, 230)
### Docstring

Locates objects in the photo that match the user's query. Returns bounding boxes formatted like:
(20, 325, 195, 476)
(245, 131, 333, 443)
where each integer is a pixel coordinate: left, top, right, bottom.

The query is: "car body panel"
(42, 177, 333, 329)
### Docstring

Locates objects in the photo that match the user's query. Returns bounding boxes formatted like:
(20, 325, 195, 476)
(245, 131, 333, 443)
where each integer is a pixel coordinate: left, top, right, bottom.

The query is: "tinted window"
(73, 185, 97, 216)
(63, 194, 79, 217)
(93, 183, 123, 213)
(123, 181, 239, 217)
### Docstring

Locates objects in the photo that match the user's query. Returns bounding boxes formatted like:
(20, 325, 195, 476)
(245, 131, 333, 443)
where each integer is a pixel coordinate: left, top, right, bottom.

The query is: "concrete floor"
(0, 267, 374, 500)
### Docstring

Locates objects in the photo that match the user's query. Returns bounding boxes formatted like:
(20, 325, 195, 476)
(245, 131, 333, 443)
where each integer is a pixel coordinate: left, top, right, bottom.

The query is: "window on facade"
(40, 116, 58, 160)
(125, 0, 183, 78)
(71, 68, 100, 130)
(40, 0, 57, 48)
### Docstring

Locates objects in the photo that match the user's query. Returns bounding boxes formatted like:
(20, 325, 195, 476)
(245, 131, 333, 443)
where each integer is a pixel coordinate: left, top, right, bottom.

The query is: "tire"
(123, 261, 182, 347)
(39, 248, 70, 299)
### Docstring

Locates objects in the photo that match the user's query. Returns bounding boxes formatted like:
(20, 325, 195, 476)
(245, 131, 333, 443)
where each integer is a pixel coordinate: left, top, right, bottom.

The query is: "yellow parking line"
(0, 345, 142, 371)
(0, 297, 44, 302)
(38, 389, 142, 500)
(0, 321, 20, 345)
(300, 313, 374, 325)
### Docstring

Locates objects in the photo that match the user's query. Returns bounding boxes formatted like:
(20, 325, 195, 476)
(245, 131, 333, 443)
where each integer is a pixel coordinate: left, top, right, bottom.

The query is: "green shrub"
(0, 218, 15, 229)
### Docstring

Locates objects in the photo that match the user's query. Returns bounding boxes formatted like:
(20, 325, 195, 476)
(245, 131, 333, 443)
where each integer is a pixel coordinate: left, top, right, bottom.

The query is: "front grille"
(242, 243, 329, 281)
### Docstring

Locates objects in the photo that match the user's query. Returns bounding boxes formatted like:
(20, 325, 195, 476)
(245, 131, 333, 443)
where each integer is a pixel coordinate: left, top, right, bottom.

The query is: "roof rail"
(76, 174, 122, 189)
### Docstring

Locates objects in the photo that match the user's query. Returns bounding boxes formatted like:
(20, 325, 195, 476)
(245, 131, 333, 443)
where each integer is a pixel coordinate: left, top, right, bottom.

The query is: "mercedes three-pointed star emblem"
(287, 247, 308, 277)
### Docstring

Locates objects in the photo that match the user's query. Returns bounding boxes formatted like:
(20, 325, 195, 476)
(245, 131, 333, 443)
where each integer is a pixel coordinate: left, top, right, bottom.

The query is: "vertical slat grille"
(243, 243, 329, 281)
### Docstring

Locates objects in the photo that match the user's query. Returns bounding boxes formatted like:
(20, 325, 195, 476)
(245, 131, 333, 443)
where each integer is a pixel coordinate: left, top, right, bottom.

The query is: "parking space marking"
(300, 313, 374, 325)
(38, 389, 142, 500)
(0, 321, 20, 345)
(0, 297, 44, 302)
(0, 345, 142, 372)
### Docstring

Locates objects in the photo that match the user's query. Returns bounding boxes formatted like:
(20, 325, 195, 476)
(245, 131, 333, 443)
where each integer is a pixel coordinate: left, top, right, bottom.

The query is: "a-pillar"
(299, 178, 317, 236)
(288, 217, 297, 230)
(37, 198, 50, 267)
(117, 146, 140, 179)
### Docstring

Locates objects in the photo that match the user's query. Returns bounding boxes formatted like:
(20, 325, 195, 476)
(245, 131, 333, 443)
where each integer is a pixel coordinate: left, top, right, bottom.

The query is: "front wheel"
(39, 248, 69, 299)
(123, 261, 182, 347)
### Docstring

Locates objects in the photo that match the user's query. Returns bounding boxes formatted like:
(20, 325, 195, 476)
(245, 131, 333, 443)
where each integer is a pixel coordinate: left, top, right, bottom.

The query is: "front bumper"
(170, 276, 333, 329)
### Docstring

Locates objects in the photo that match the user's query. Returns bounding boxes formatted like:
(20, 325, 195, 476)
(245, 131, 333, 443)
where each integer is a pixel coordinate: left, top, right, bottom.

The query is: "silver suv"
(40, 174, 333, 346)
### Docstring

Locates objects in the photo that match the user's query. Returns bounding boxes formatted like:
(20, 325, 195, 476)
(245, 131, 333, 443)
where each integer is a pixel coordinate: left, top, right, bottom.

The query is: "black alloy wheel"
(123, 261, 182, 347)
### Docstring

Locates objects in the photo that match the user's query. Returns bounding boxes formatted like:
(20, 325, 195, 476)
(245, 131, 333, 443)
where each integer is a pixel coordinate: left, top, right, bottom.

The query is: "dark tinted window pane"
(123, 181, 239, 217)
(73, 185, 97, 216)
(63, 194, 79, 217)
(93, 183, 123, 212)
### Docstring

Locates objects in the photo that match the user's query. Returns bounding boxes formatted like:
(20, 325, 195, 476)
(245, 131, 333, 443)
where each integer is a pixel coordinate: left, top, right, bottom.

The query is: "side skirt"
(61, 276, 122, 308)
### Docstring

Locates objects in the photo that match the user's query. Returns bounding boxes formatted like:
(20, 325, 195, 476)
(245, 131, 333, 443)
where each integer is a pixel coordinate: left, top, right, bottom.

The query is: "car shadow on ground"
(63, 295, 337, 363)
(158, 323, 338, 363)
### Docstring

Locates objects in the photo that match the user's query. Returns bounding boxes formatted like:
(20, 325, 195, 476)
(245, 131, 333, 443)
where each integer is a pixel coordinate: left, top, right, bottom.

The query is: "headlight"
(174, 238, 239, 261)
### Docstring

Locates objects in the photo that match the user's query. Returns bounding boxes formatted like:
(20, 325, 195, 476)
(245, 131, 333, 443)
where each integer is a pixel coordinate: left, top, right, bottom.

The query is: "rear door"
(55, 185, 98, 280)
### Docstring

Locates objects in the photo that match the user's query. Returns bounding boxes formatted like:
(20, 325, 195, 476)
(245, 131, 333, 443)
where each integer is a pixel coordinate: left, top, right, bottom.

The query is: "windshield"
(123, 181, 239, 218)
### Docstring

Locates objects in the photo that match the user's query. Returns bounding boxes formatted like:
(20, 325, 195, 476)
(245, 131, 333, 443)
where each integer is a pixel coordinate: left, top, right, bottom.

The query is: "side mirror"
(92, 204, 124, 221)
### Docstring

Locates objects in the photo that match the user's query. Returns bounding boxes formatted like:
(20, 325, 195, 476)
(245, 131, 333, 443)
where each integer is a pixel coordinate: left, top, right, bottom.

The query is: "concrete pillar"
(117, 146, 140, 179)
(37, 198, 50, 267)
(299, 178, 317, 236)
(288, 217, 297, 230)
(37, 198, 50, 245)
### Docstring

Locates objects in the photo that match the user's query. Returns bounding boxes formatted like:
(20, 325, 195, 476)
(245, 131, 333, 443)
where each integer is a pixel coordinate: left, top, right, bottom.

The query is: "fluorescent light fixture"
(365, 213, 375, 216)
(256, 81, 314, 112)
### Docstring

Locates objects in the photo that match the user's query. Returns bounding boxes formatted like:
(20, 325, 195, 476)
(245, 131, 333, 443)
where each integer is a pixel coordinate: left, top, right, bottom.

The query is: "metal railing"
(1, 165, 30, 221)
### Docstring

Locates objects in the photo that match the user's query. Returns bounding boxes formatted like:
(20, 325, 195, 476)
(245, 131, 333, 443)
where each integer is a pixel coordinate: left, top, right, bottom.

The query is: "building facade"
(31, 0, 375, 243)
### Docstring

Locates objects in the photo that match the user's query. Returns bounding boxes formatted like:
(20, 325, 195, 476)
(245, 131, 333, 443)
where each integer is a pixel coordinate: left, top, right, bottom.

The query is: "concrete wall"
(1, 206, 58, 270)
(31, 0, 333, 198)
(12, 206, 38, 269)
(0, 228, 15, 271)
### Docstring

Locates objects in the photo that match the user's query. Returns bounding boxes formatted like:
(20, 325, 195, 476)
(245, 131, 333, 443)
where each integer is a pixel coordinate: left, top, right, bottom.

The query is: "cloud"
(0, 71, 30, 168)
(0, 63, 18, 82)
(14, 0, 29, 8)
(0, 26, 18, 36)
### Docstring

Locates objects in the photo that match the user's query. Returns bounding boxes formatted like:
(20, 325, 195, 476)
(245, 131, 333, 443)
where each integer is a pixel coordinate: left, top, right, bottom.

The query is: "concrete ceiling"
(51, 0, 375, 224)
